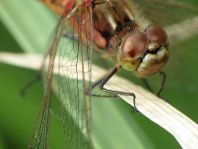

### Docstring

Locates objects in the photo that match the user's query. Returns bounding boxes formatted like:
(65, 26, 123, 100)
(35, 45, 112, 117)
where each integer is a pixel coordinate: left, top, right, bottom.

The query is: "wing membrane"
(57, 5, 93, 148)
(29, 2, 93, 149)
(133, 0, 198, 26)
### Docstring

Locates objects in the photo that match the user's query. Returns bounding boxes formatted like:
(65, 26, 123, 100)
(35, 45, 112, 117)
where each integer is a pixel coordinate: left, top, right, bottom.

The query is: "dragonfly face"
(118, 25, 169, 77)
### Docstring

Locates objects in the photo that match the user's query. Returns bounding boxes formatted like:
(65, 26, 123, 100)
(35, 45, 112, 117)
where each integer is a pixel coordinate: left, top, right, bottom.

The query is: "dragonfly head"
(118, 25, 169, 77)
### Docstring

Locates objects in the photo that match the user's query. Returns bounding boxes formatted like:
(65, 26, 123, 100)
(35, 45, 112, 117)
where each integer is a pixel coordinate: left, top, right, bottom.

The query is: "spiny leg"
(92, 0, 112, 6)
(142, 78, 154, 93)
(20, 74, 41, 97)
(142, 71, 166, 97)
(86, 65, 138, 111)
(157, 71, 166, 96)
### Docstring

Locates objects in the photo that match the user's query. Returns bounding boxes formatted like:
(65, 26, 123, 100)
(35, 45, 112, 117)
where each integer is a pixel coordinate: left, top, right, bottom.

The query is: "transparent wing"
(57, 5, 93, 149)
(134, 0, 198, 26)
(29, 2, 93, 149)
(28, 16, 65, 149)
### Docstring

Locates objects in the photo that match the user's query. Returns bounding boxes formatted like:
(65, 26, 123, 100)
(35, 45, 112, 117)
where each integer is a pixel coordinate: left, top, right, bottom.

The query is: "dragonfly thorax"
(118, 25, 169, 78)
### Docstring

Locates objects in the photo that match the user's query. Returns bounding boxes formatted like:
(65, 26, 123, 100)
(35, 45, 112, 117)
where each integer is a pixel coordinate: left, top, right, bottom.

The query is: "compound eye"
(145, 25, 168, 45)
(120, 32, 148, 59)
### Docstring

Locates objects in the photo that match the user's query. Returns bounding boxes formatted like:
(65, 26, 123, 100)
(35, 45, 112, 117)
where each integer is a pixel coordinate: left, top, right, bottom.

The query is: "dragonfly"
(27, 0, 198, 148)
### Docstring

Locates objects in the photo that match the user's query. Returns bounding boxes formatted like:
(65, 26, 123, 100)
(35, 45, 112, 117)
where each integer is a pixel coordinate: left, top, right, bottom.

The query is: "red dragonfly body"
(29, 1, 170, 148)
(42, 0, 169, 78)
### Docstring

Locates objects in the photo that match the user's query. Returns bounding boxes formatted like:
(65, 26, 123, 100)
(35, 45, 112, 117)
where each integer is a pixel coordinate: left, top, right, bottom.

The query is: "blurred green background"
(0, 0, 198, 149)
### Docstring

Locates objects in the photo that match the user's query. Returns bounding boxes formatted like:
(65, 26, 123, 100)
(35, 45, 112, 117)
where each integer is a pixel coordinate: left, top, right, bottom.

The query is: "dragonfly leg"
(157, 71, 166, 96)
(20, 74, 41, 97)
(142, 78, 154, 93)
(92, 0, 112, 7)
(86, 65, 138, 111)
(114, 20, 135, 35)
(62, 32, 78, 41)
